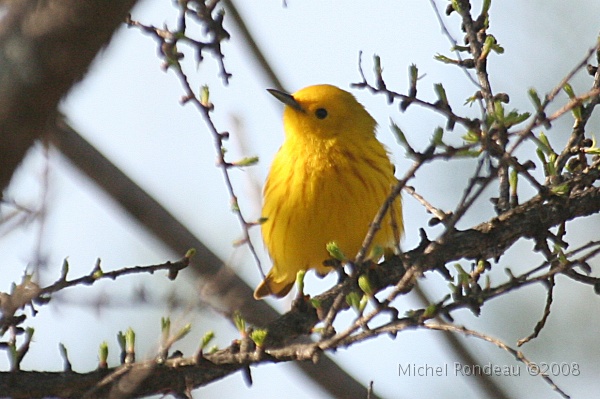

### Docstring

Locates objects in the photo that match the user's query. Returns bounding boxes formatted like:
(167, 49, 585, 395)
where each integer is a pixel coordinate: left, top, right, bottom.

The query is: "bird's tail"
(253, 270, 294, 299)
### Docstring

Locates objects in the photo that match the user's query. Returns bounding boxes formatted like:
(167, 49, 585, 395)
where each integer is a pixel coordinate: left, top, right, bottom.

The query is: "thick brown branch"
(0, 358, 241, 399)
(0, 0, 139, 193)
(0, 342, 321, 399)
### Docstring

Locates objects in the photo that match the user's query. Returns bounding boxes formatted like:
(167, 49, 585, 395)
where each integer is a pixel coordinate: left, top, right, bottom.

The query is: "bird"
(254, 84, 403, 299)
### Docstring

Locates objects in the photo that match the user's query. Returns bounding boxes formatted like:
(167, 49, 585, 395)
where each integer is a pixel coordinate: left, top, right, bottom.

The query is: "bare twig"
(0, 255, 190, 334)
(127, 5, 263, 275)
(427, 0, 480, 87)
(355, 156, 429, 264)
(40, 256, 191, 297)
(403, 185, 448, 221)
(517, 276, 555, 346)
(424, 323, 571, 399)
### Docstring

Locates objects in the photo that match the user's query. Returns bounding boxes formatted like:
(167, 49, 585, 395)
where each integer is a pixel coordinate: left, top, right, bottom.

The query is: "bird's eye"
(315, 108, 328, 119)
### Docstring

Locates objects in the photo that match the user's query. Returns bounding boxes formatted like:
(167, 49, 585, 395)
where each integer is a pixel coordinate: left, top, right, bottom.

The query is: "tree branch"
(262, 169, 600, 348)
(0, 0, 139, 193)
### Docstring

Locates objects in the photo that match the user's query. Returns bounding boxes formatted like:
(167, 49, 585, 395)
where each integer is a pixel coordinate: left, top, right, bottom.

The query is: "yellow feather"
(255, 84, 403, 299)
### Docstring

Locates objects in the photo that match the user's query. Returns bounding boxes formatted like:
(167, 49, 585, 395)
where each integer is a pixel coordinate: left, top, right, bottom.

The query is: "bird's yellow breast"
(261, 133, 401, 282)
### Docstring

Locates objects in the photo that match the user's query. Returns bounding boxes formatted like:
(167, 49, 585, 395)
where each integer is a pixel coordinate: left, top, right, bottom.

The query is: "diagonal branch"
(0, 0, 140, 193)
(263, 171, 600, 348)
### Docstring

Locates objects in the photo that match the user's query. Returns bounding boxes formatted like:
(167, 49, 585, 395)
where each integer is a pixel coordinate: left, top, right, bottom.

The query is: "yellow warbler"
(254, 84, 403, 299)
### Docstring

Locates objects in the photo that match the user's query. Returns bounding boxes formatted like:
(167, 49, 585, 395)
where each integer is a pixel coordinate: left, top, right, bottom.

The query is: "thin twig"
(427, 0, 479, 87)
(40, 256, 191, 297)
(354, 158, 426, 264)
(507, 45, 599, 156)
(424, 323, 571, 399)
(127, 8, 263, 274)
(403, 185, 448, 221)
(517, 276, 555, 346)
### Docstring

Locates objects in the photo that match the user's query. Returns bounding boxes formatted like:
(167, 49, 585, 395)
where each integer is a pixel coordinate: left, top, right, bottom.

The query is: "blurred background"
(1, 1, 600, 398)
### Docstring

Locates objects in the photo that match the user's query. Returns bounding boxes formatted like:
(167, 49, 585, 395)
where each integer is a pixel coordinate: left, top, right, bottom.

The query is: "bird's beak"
(267, 88, 304, 112)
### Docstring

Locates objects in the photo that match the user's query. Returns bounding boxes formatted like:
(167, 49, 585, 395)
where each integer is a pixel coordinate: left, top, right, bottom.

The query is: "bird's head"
(268, 84, 377, 141)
